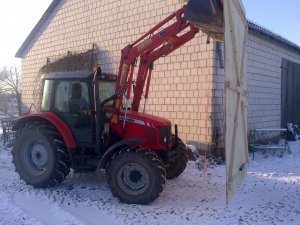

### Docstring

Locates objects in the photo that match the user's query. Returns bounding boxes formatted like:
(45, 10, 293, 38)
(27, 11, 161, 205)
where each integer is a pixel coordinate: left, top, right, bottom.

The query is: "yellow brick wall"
(21, 0, 221, 146)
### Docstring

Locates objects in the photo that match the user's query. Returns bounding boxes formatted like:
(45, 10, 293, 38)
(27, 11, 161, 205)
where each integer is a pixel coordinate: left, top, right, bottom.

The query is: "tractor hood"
(184, 0, 224, 40)
(119, 110, 171, 127)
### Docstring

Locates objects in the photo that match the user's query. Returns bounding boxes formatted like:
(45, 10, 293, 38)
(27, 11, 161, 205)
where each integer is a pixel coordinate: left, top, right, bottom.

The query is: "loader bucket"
(184, 0, 224, 40)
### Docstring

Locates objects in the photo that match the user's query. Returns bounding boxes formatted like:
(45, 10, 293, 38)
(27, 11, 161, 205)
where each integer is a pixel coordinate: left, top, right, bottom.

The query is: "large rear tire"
(165, 139, 188, 179)
(12, 122, 71, 188)
(107, 148, 166, 204)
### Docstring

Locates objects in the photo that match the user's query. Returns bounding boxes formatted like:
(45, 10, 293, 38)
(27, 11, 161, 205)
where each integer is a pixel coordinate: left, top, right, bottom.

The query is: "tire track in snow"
(13, 192, 121, 225)
(0, 193, 38, 225)
(14, 193, 87, 225)
(62, 204, 121, 225)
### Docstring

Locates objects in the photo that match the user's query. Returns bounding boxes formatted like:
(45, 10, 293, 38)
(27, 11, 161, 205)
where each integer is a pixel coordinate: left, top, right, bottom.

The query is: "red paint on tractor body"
(107, 108, 172, 150)
(14, 112, 77, 149)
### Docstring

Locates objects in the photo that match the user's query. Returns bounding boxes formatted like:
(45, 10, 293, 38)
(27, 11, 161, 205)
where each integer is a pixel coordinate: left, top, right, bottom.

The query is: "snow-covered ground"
(0, 131, 299, 225)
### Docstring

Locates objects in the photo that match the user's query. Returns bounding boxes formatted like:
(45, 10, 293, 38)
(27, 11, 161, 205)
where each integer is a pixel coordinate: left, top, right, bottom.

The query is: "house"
(15, 0, 300, 152)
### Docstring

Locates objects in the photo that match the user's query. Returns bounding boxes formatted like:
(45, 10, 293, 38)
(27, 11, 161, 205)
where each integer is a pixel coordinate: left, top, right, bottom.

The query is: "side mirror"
(93, 66, 102, 75)
(100, 84, 128, 106)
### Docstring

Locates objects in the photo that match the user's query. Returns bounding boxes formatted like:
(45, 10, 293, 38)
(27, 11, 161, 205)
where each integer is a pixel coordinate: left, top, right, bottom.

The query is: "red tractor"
(12, 0, 223, 204)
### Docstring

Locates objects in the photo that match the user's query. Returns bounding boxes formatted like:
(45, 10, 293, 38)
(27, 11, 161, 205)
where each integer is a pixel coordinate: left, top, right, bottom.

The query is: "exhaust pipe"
(184, 0, 224, 40)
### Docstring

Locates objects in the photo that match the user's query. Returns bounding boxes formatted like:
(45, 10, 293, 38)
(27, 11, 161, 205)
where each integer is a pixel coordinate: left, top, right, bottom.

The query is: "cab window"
(99, 81, 115, 106)
(41, 80, 55, 111)
(54, 80, 90, 113)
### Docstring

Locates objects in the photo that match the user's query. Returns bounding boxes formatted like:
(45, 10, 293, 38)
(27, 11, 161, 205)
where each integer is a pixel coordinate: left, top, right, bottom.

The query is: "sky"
(0, 0, 299, 68)
(0, 0, 52, 68)
(243, 0, 300, 45)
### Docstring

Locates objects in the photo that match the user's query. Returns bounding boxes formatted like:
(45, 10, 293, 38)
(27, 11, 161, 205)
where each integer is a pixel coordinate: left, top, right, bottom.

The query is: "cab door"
(53, 79, 93, 144)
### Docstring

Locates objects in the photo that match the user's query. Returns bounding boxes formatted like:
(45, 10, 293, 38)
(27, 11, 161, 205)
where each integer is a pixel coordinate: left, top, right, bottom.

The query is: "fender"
(12, 112, 77, 149)
(98, 138, 144, 169)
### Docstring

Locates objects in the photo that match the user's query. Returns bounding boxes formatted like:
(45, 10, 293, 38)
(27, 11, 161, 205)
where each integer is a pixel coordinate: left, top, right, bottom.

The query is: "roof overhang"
(15, 0, 61, 58)
(248, 20, 300, 52)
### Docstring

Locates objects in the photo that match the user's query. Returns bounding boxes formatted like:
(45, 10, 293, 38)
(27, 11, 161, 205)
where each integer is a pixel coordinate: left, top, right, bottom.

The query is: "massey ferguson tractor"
(12, 0, 223, 204)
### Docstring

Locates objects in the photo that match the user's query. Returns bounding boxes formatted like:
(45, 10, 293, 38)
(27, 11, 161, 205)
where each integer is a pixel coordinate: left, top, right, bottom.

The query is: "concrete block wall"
(21, 0, 218, 145)
(215, 29, 300, 131)
(246, 30, 300, 129)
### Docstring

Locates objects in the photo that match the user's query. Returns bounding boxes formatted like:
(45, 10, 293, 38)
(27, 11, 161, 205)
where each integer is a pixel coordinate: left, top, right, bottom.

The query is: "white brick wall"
(21, 0, 216, 145)
(21, 0, 300, 146)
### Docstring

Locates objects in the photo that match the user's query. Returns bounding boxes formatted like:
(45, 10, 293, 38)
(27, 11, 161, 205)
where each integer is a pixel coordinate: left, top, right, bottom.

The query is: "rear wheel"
(165, 138, 188, 179)
(12, 122, 71, 188)
(107, 148, 166, 204)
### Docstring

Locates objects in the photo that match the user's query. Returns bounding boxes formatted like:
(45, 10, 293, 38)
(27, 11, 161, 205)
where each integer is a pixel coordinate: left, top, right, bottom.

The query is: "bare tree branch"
(0, 66, 22, 116)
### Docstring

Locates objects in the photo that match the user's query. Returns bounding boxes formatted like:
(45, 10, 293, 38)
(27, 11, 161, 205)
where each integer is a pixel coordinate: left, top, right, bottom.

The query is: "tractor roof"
(41, 70, 117, 81)
(41, 71, 93, 80)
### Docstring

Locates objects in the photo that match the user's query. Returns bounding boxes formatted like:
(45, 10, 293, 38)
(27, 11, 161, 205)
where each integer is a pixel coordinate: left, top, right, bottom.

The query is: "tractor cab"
(40, 70, 117, 146)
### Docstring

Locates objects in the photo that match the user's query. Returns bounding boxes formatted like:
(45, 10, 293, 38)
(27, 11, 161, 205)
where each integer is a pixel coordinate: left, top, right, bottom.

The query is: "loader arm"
(115, 7, 194, 109)
(132, 14, 200, 111)
(113, 0, 224, 121)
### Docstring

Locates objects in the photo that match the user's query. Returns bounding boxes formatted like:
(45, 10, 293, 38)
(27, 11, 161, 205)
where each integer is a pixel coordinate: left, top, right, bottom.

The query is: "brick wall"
(215, 30, 300, 131)
(22, 0, 300, 146)
(21, 0, 218, 145)
(246, 30, 300, 129)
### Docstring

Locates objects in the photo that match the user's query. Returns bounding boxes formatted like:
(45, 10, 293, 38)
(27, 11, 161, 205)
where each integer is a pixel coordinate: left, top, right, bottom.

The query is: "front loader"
(12, 0, 224, 204)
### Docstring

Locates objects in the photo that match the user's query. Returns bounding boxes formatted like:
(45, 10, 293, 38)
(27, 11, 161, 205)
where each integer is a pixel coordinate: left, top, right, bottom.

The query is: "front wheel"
(165, 139, 188, 179)
(107, 148, 166, 204)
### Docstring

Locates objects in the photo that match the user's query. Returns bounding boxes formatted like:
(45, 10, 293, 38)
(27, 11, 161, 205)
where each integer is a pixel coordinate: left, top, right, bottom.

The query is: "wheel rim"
(117, 163, 150, 196)
(21, 140, 49, 176)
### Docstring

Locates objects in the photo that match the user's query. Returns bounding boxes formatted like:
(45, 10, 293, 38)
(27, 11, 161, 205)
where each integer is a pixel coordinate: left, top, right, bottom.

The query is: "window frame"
(40, 79, 56, 112)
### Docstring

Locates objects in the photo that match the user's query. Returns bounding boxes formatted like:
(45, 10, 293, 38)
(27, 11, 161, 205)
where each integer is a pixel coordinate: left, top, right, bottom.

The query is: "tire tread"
(12, 121, 71, 188)
(107, 147, 166, 204)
